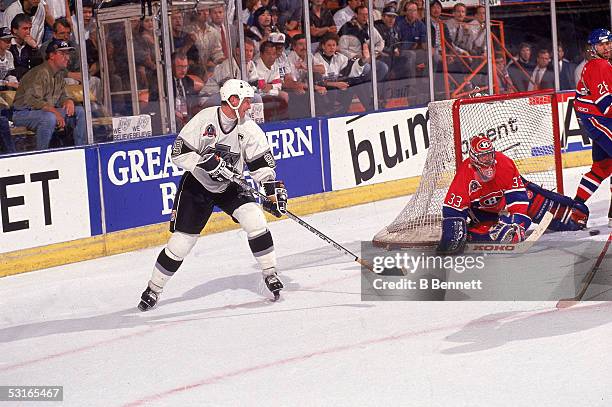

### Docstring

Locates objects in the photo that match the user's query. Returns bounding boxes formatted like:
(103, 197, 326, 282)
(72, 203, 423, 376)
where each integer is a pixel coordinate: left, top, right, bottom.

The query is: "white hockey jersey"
(171, 106, 276, 193)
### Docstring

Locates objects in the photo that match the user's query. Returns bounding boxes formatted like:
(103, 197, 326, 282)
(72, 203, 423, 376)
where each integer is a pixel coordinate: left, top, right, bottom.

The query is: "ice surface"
(0, 167, 610, 407)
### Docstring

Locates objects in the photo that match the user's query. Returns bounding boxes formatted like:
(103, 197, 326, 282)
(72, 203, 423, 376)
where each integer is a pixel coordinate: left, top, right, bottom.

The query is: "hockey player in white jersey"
(138, 79, 287, 311)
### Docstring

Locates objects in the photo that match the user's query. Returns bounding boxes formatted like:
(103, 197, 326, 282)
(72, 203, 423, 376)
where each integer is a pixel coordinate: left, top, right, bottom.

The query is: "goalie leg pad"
(437, 217, 467, 255)
(526, 181, 589, 231)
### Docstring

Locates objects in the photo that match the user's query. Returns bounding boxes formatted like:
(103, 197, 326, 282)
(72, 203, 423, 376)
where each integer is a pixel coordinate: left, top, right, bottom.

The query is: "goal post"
(372, 90, 564, 249)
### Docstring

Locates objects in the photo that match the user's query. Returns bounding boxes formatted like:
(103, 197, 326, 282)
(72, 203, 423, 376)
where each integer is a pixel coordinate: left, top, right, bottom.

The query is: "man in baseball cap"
(12, 37, 85, 150)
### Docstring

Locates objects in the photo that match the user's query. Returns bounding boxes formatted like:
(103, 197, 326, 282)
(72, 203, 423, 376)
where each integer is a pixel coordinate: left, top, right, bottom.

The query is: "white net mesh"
(373, 93, 560, 248)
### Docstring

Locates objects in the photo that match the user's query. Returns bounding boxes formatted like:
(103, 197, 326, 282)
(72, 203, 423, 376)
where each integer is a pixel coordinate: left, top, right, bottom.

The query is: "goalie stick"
(231, 177, 376, 272)
(556, 231, 612, 309)
(464, 211, 553, 254)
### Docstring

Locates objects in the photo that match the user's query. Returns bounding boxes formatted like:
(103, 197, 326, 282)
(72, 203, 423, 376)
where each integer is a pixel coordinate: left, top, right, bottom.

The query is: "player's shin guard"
(151, 248, 184, 291)
(247, 229, 276, 272)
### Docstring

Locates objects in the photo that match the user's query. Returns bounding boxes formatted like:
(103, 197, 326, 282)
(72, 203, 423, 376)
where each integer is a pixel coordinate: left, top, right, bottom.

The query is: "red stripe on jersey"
(589, 117, 612, 141)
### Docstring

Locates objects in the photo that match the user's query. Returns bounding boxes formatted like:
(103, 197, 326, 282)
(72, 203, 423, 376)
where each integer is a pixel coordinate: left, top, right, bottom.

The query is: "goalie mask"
(220, 79, 255, 111)
(469, 135, 496, 182)
(587, 28, 612, 59)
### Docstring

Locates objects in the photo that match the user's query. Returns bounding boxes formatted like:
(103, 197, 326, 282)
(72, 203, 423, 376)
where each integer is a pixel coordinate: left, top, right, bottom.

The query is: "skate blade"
(138, 301, 152, 312)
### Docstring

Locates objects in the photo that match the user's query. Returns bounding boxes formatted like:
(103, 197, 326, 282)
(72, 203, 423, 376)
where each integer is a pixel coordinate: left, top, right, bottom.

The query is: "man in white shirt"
(254, 40, 288, 121)
(333, 0, 360, 32)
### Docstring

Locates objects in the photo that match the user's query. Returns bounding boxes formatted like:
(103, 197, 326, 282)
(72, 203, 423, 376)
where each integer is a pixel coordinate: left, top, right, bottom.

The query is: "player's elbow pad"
(436, 217, 467, 255)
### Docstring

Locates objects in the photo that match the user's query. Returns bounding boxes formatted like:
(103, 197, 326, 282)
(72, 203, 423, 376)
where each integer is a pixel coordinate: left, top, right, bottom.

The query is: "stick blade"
(556, 299, 579, 309)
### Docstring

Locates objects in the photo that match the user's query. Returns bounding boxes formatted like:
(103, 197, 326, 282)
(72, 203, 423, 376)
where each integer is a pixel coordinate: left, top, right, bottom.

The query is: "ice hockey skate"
(264, 273, 284, 301)
(138, 284, 161, 311)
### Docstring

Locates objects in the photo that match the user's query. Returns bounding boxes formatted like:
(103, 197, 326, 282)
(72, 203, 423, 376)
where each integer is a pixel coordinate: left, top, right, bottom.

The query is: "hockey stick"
(231, 177, 376, 272)
(556, 231, 612, 309)
(464, 211, 553, 254)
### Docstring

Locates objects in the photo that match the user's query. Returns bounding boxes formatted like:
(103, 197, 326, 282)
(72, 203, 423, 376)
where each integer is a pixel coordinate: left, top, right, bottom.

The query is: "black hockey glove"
(198, 154, 236, 182)
(262, 180, 287, 218)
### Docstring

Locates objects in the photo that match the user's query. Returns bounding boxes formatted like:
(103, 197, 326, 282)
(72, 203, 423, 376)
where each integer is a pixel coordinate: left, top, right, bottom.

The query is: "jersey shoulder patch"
(203, 124, 217, 138)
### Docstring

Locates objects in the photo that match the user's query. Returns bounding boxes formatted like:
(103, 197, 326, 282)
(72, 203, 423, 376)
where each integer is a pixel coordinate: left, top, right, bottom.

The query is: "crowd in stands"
(0, 0, 592, 154)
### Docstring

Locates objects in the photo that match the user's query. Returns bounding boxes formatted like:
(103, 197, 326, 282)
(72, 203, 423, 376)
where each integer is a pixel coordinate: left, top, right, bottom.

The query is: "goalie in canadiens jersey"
(437, 135, 589, 254)
(138, 79, 287, 310)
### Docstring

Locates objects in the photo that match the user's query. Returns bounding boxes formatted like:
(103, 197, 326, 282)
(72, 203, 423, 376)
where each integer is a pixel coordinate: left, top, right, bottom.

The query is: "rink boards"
(0, 92, 595, 275)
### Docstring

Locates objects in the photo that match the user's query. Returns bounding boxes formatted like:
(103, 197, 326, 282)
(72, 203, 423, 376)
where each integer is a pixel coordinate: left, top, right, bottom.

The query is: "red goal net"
(372, 90, 563, 248)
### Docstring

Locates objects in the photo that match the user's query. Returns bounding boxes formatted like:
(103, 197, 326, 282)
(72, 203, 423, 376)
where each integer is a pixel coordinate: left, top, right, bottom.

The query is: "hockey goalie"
(437, 134, 589, 254)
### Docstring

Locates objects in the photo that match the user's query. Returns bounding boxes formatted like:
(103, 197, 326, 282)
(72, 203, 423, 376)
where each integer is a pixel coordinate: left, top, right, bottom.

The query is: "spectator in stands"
(0, 28, 15, 154)
(467, 5, 486, 56)
(247, 7, 277, 58)
(309, 0, 337, 49)
(241, 0, 262, 26)
(375, 5, 405, 80)
(44, 0, 70, 42)
(508, 42, 535, 91)
(187, 5, 225, 81)
(133, 16, 157, 92)
(557, 42, 576, 90)
(429, 0, 449, 66)
(0, 115, 13, 154)
(47, 18, 102, 102)
(254, 40, 288, 121)
(494, 51, 516, 94)
(200, 40, 262, 109)
(40, 19, 77, 80)
(526, 48, 554, 91)
(338, 4, 388, 92)
(209, 5, 235, 61)
(71, 1, 94, 44)
(0, 27, 18, 90)
(276, 0, 301, 33)
(313, 32, 370, 115)
(333, 0, 360, 32)
(283, 33, 327, 118)
(507, 42, 534, 91)
(395, 1, 426, 80)
(171, 51, 199, 130)
(10, 14, 42, 80)
(270, 32, 290, 80)
(414, 0, 424, 20)
(444, 2, 472, 56)
(574, 43, 592, 87)
(171, 12, 198, 65)
(12, 39, 85, 150)
(2, 0, 50, 47)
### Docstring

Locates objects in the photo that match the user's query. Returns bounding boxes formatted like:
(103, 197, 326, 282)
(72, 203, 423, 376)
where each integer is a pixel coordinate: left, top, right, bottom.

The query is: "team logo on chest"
(478, 191, 504, 208)
(203, 124, 217, 138)
(469, 180, 482, 194)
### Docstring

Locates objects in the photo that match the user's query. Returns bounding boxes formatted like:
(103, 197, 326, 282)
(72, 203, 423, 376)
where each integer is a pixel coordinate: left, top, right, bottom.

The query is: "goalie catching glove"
(198, 154, 238, 182)
(262, 180, 287, 218)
